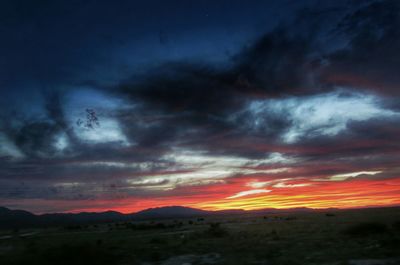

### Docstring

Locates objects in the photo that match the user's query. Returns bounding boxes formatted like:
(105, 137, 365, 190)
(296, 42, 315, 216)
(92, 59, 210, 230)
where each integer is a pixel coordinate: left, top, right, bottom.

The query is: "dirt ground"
(1, 207, 399, 265)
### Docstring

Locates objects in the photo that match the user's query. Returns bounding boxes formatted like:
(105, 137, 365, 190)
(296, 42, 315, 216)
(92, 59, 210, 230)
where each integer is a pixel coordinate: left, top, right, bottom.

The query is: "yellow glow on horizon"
(188, 178, 400, 211)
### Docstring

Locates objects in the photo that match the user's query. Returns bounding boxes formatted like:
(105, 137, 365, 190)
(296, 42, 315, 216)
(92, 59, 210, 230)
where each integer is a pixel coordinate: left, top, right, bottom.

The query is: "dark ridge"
(1, 205, 399, 229)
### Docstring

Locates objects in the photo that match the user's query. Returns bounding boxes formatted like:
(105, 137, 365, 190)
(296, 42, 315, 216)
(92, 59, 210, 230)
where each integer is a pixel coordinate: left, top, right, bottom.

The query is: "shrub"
(205, 222, 228, 237)
(270, 229, 280, 240)
(96, 239, 103, 246)
(343, 222, 388, 236)
(15, 243, 119, 265)
(149, 237, 166, 245)
(393, 220, 400, 230)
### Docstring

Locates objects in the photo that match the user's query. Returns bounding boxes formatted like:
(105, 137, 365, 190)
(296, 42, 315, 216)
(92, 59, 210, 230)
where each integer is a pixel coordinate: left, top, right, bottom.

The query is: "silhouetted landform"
(132, 206, 208, 219)
(1, 205, 396, 229)
(0, 206, 207, 229)
(2, 206, 399, 265)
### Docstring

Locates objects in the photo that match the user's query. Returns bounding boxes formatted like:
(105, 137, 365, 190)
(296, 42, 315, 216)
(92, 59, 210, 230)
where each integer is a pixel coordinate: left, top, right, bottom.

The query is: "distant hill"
(133, 206, 208, 219)
(0, 207, 130, 229)
(0, 206, 38, 229)
(0, 205, 346, 229)
(0, 206, 210, 229)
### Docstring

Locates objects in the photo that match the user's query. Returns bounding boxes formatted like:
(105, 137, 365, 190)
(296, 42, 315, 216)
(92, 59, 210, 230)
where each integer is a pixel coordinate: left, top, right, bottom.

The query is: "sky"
(1, 0, 400, 214)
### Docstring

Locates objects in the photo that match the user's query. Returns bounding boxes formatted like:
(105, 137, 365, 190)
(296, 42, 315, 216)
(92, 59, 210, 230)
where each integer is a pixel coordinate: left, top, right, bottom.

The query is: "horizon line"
(3, 204, 400, 216)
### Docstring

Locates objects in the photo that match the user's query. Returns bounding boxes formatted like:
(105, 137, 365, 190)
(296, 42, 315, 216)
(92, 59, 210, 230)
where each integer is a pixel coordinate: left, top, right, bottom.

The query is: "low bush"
(205, 222, 228, 237)
(392, 220, 400, 230)
(343, 222, 388, 236)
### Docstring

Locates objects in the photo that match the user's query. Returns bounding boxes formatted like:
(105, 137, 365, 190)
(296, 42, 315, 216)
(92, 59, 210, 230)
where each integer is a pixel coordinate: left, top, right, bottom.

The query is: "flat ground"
(1, 207, 400, 265)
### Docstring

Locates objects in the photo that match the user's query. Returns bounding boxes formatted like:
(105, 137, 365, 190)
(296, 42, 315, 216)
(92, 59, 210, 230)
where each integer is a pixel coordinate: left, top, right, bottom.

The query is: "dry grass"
(0, 207, 399, 265)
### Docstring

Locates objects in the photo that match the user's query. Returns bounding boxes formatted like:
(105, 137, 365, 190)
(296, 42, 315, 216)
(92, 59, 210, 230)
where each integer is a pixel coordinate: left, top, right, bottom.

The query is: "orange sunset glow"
(5, 174, 398, 214)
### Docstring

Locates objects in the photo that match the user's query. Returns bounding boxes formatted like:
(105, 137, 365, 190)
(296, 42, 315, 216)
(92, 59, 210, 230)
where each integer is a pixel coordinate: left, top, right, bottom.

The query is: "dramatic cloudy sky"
(1, 0, 400, 213)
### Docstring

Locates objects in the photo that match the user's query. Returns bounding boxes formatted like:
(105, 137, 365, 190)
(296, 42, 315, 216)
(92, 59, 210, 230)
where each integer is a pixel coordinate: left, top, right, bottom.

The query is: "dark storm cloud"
(234, 29, 317, 97)
(321, 0, 400, 96)
(111, 29, 320, 151)
(0, 0, 318, 158)
(106, 2, 368, 152)
(112, 64, 246, 155)
(0, 90, 73, 158)
(119, 63, 241, 114)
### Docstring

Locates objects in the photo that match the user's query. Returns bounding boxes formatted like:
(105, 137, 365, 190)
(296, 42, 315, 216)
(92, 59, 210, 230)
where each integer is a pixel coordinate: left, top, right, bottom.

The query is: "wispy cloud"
(314, 171, 383, 182)
(227, 189, 271, 199)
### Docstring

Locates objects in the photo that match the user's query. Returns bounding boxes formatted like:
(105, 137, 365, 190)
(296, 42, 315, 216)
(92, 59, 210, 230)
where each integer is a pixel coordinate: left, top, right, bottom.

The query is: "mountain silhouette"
(0, 206, 208, 229)
(133, 206, 208, 219)
(0, 205, 318, 229)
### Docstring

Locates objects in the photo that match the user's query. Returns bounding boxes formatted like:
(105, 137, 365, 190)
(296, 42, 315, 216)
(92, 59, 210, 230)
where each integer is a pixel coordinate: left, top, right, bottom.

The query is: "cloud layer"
(1, 0, 400, 213)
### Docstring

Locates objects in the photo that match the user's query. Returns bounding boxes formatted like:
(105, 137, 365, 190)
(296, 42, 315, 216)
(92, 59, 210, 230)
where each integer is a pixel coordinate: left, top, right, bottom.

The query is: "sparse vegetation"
(205, 222, 228, 237)
(393, 220, 400, 230)
(0, 207, 399, 265)
(6, 243, 119, 265)
(343, 222, 388, 237)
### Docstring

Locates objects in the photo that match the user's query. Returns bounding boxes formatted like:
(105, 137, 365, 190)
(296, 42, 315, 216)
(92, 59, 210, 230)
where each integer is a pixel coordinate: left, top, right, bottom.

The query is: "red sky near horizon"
(93, 177, 400, 214)
(3, 169, 400, 214)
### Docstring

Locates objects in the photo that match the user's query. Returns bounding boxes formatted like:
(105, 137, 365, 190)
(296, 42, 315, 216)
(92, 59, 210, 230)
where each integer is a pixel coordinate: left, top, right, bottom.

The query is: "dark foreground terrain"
(1, 207, 400, 265)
